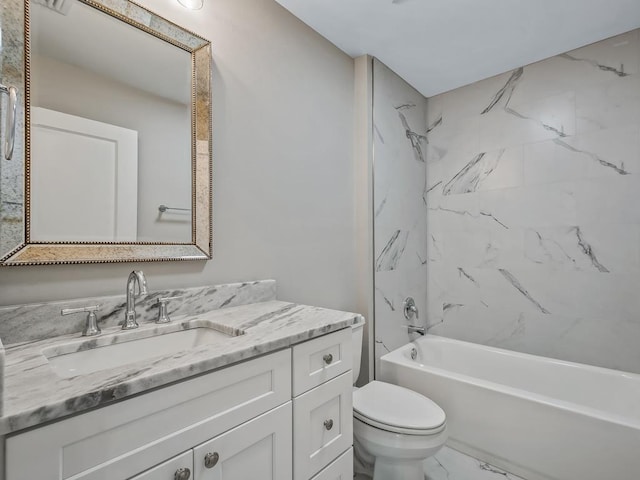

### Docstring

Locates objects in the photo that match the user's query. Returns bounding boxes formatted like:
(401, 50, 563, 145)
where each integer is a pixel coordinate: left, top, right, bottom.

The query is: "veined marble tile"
(427, 186, 517, 233)
(477, 182, 578, 229)
(423, 30, 640, 376)
(478, 91, 576, 152)
(506, 30, 640, 106)
(426, 95, 444, 130)
(356, 446, 526, 480)
(427, 115, 480, 163)
(429, 262, 640, 329)
(374, 264, 427, 370)
(453, 267, 552, 316)
(438, 226, 526, 270)
(373, 151, 426, 229)
(375, 228, 410, 272)
(440, 146, 523, 196)
(524, 224, 640, 274)
(425, 446, 527, 480)
(524, 138, 589, 185)
(373, 59, 429, 370)
(425, 159, 447, 202)
(429, 303, 640, 374)
(524, 125, 640, 183)
(425, 266, 521, 328)
(576, 74, 640, 134)
(375, 219, 427, 271)
(436, 69, 519, 122)
(575, 176, 640, 225)
(565, 29, 640, 77)
(494, 266, 640, 322)
(576, 123, 640, 177)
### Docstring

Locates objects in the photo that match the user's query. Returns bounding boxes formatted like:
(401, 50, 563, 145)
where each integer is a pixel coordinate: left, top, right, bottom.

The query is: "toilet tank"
(351, 315, 365, 384)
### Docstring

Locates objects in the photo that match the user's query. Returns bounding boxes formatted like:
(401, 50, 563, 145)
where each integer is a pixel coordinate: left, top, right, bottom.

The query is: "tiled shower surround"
(374, 29, 640, 374)
(373, 58, 428, 370)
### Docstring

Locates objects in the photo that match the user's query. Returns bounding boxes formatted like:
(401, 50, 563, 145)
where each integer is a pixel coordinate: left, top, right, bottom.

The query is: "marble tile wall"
(372, 59, 429, 372)
(425, 29, 640, 373)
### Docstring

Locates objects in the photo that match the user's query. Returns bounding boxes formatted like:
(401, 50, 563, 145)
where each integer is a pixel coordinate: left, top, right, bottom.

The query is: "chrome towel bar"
(158, 204, 191, 213)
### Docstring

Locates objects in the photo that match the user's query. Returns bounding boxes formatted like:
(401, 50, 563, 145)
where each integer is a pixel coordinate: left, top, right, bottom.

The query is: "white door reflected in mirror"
(30, 107, 138, 242)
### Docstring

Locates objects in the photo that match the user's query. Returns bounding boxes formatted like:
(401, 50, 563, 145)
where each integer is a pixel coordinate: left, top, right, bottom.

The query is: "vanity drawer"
(293, 372, 353, 480)
(310, 448, 353, 480)
(129, 450, 193, 480)
(6, 349, 291, 480)
(292, 327, 352, 396)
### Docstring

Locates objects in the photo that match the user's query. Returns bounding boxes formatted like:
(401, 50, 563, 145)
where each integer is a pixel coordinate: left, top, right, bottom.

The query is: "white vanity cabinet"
(128, 404, 292, 480)
(292, 328, 354, 480)
(4, 328, 354, 480)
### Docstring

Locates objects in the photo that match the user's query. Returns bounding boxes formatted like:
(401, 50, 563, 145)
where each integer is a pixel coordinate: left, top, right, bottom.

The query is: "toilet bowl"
(351, 319, 447, 480)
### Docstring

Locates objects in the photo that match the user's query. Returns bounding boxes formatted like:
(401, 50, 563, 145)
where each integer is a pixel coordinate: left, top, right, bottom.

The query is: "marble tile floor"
(355, 445, 527, 480)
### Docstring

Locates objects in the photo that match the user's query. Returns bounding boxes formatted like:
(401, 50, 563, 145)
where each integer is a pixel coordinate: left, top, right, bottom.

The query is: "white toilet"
(351, 319, 447, 480)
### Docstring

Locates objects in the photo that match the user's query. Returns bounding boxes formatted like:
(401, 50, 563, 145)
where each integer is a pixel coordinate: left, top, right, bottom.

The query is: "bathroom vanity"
(0, 282, 359, 480)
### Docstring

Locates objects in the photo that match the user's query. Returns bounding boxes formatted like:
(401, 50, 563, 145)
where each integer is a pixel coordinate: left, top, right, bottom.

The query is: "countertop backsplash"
(0, 279, 277, 345)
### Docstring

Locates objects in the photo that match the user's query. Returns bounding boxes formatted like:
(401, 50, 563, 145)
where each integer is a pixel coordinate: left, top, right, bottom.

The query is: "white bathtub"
(379, 335, 640, 480)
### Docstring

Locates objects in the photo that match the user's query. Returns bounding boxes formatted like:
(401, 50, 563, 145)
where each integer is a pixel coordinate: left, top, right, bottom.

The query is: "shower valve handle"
(403, 297, 419, 321)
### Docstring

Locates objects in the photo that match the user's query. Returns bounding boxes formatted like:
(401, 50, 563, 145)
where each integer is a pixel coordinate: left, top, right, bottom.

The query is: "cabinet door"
(293, 372, 353, 480)
(129, 451, 193, 480)
(193, 402, 292, 480)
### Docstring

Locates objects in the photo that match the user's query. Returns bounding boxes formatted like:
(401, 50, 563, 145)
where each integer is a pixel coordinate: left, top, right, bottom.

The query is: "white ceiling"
(274, 0, 640, 97)
(31, 1, 192, 104)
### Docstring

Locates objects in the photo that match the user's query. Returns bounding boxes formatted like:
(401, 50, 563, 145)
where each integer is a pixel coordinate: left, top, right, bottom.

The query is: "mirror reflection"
(30, 0, 193, 243)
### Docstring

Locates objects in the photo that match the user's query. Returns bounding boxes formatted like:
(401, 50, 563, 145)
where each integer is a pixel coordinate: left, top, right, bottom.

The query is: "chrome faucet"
(123, 270, 148, 330)
(407, 325, 426, 336)
(404, 298, 425, 335)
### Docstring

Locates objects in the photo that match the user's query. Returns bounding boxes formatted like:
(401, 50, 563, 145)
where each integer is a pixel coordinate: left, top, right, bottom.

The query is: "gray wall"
(0, 0, 360, 317)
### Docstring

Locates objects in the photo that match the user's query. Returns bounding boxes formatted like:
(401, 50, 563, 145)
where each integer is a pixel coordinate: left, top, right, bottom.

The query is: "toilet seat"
(353, 381, 446, 435)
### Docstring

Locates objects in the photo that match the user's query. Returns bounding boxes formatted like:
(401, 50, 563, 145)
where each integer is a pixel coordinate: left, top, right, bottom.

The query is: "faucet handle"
(403, 297, 419, 320)
(156, 296, 181, 324)
(61, 304, 102, 336)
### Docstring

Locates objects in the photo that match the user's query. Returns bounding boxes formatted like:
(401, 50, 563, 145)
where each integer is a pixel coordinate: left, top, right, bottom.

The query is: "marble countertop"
(1, 300, 361, 435)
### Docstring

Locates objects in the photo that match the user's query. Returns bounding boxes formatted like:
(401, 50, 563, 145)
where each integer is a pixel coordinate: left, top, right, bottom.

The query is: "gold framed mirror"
(0, 0, 212, 266)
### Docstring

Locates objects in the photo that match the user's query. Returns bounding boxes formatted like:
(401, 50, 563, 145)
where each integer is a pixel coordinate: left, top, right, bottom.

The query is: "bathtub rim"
(380, 334, 640, 430)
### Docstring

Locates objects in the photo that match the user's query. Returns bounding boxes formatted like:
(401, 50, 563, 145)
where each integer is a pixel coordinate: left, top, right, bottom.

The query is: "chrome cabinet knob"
(204, 452, 219, 469)
(323, 353, 333, 365)
(174, 468, 190, 480)
(324, 419, 334, 431)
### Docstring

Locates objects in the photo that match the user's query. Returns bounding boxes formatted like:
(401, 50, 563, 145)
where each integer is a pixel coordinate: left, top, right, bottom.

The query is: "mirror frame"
(0, 0, 212, 266)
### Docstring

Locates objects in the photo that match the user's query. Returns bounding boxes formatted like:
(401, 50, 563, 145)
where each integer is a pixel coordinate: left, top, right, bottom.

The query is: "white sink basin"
(43, 324, 243, 379)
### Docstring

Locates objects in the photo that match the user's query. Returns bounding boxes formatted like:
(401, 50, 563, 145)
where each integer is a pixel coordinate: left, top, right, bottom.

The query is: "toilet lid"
(353, 381, 446, 433)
